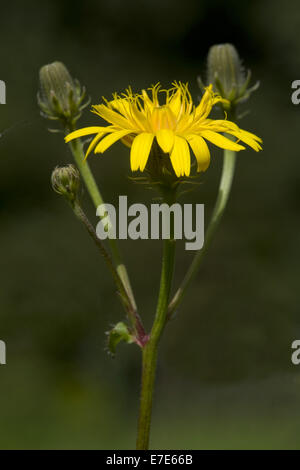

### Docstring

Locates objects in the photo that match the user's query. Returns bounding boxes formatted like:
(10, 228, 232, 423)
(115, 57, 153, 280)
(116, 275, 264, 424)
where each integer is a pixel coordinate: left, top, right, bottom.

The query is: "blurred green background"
(1, 0, 300, 450)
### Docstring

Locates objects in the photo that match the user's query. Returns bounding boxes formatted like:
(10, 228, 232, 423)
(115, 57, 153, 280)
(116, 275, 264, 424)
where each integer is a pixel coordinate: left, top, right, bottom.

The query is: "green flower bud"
(198, 43, 259, 116)
(51, 164, 80, 204)
(38, 61, 89, 128)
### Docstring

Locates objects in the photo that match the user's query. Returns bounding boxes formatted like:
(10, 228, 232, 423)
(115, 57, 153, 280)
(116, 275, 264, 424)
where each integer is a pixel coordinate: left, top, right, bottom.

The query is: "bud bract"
(198, 43, 259, 115)
(38, 61, 88, 128)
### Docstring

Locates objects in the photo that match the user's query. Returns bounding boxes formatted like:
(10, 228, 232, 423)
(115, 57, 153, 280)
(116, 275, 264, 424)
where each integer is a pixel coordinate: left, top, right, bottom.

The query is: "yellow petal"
(186, 134, 211, 172)
(204, 120, 262, 151)
(142, 90, 154, 112)
(201, 130, 245, 151)
(109, 98, 131, 116)
(206, 119, 240, 133)
(229, 129, 262, 152)
(64, 127, 107, 143)
(121, 134, 135, 148)
(195, 86, 213, 118)
(156, 129, 175, 153)
(195, 86, 228, 121)
(151, 106, 177, 131)
(84, 132, 106, 160)
(110, 96, 148, 130)
(130, 133, 154, 171)
(170, 136, 191, 177)
(92, 104, 134, 129)
(238, 129, 262, 143)
(95, 129, 132, 153)
(129, 103, 150, 132)
(168, 89, 182, 117)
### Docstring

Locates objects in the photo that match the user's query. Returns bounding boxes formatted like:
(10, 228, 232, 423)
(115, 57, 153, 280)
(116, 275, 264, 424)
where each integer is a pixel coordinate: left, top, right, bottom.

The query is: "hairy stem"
(71, 200, 145, 336)
(68, 136, 137, 311)
(136, 190, 176, 450)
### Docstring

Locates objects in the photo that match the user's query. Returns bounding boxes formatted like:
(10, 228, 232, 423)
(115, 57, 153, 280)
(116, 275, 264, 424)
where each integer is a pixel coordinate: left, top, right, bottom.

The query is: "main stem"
(136, 237, 175, 450)
(68, 137, 136, 311)
(136, 188, 176, 450)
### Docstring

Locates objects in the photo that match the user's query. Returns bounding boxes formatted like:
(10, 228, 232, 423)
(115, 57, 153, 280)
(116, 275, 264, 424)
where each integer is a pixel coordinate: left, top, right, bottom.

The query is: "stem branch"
(71, 201, 144, 336)
(68, 137, 137, 311)
(168, 148, 236, 318)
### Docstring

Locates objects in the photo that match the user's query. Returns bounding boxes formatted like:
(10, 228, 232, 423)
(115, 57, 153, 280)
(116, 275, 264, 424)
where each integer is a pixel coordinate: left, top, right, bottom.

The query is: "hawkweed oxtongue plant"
(38, 44, 262, 450)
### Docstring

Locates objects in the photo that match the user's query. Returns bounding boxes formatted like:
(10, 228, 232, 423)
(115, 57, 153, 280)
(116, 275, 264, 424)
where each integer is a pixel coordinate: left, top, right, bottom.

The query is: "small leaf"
(106, 322, 134, 357)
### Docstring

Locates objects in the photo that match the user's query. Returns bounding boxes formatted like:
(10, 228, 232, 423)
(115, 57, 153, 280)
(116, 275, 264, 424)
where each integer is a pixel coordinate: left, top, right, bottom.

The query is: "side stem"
(168, 148, 236, 318)
(72, 200, 145, 337)
(68, 136, 137, 310)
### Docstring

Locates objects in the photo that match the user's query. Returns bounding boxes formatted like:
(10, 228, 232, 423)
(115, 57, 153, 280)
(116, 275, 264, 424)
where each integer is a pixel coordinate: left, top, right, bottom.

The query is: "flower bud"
(38, 61, 88, 128)
(51, 164, 80, 203)
(198, 43, 259, 115)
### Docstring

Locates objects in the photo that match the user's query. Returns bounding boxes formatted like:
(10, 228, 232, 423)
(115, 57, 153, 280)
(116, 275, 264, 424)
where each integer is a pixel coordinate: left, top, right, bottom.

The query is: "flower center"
(151, 106, 177, 131)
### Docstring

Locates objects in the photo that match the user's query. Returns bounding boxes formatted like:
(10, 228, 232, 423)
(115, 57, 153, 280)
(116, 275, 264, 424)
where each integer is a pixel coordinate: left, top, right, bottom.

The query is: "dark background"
(1, 0, 300, 449)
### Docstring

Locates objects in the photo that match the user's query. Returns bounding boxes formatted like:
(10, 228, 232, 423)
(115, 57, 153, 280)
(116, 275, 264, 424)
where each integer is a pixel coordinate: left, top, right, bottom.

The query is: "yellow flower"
(65, 82, 262, 178)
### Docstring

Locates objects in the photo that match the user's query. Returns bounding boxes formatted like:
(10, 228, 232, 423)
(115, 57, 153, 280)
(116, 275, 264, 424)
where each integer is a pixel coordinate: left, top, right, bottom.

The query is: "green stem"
(72, 201, 136, 323)
(167, 148, 236, 318)
(68, 137, 137, 311)
(136, 197, 176, 450)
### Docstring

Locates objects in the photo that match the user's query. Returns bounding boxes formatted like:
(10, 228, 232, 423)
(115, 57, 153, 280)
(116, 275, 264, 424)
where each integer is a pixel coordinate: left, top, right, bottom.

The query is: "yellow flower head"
(65, 82, 262, 178)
